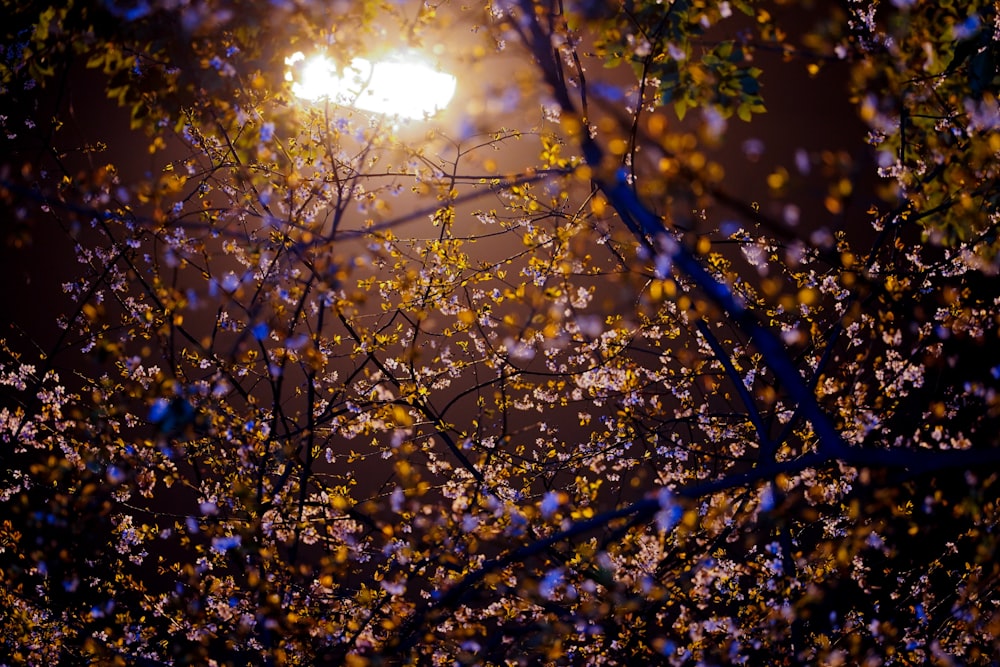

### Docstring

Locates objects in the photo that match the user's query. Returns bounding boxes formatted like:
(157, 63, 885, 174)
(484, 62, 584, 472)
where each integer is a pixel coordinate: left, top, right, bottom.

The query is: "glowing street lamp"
(285, 51, 456, 120)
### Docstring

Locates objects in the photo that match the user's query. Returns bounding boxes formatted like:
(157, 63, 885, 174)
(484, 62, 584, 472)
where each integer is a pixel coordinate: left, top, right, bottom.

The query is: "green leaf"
(86, 51, 107, 69)
(675, 98, 689, 120)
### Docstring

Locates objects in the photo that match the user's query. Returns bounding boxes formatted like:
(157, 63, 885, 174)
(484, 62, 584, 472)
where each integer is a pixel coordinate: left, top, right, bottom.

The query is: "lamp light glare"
(285, 52, 456, 119)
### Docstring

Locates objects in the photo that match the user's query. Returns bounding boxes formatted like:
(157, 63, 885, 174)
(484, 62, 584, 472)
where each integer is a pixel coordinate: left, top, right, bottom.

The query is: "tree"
(1, 0, 999, 664)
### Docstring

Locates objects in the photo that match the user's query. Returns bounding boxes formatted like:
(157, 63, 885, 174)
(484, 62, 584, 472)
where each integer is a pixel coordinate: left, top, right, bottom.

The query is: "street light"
(285, 51, 456, 120)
